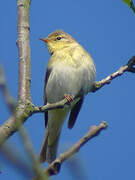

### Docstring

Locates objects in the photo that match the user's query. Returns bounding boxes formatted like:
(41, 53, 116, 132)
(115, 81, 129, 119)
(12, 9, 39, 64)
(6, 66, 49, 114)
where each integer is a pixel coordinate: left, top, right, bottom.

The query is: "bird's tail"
(39, 109, 68, 163)
(39, 128, 60, 163)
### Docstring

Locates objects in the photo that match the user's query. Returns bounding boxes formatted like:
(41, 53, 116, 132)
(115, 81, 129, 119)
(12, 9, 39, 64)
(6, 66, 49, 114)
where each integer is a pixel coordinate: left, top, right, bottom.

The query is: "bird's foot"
(64, 94, 74, 103)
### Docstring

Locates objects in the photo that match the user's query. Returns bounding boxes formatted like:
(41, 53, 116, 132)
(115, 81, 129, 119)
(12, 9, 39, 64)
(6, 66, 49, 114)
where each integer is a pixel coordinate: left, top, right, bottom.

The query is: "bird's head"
(40, 30, 76, 54)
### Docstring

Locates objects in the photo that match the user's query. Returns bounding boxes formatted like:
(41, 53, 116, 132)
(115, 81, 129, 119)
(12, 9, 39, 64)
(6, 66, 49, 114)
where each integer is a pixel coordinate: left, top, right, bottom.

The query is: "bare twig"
(33, 98, 68, 113)
(92, 56, 135, 92)
(0, 64, 16, 112)
(33, 121, 107, 178)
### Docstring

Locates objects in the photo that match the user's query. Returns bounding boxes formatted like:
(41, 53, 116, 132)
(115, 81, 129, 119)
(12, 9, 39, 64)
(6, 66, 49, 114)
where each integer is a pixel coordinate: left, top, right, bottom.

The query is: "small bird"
(39, 30, 96, 163)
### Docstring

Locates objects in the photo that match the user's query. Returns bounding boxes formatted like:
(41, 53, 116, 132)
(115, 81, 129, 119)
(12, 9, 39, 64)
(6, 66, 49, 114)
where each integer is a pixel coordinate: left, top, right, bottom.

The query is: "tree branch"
(33, 98, 68, 113)
(92, 56, 135, 92)
(17, 0, 31, 102)
(33, 121, 107, 179)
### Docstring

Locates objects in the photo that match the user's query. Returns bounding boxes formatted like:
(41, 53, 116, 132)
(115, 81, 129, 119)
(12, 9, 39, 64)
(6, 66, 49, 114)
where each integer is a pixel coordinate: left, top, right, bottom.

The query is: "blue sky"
(0, 0, 135, 180)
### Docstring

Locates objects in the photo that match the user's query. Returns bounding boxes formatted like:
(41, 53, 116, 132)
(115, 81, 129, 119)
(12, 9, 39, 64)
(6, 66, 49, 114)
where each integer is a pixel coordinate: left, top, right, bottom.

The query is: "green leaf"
(122, 0, 135, 13)
(122, 0, 131, 6)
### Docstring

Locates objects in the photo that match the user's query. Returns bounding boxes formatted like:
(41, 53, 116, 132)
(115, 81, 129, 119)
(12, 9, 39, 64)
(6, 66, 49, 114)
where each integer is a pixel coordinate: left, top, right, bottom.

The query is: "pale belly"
(46, 63, 95, 103)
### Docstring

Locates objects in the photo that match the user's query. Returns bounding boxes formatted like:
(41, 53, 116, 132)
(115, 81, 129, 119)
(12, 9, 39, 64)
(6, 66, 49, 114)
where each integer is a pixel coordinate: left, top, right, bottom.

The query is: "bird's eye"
(56, 37, 62, 40)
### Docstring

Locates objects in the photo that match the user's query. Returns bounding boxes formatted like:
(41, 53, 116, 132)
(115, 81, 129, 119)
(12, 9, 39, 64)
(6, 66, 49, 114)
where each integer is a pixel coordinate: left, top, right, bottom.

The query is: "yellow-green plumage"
(39, 30, 96, 163)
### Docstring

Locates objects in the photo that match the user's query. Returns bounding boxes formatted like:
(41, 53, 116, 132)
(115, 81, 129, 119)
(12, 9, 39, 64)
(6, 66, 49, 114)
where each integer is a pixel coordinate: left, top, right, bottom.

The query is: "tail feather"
(39, 128, 60, 163)
(39, 128, 49, 163)
(39, 109, 69, 163)
(46, 133, 60, 163)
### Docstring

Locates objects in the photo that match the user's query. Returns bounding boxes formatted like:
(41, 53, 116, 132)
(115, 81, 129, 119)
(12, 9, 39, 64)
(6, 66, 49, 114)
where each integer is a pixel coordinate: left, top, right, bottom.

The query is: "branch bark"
(33, 121, 107, 179)
(91, 56, 135, 92)
(0, 0, 32, 151)
(17, 0, 31, 102)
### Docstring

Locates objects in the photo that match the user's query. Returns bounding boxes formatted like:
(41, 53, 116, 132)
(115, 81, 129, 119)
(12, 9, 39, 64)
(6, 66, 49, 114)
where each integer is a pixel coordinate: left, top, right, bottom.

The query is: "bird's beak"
(39, 38, 49, 43)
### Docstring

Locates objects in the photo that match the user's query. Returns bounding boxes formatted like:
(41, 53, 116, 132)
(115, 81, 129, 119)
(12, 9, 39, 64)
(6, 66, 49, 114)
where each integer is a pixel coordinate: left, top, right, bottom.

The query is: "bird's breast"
(46, 47, 95, 103)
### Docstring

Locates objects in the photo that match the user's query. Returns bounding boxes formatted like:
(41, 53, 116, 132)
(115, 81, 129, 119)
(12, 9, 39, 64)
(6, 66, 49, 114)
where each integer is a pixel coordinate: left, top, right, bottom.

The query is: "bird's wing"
(44, 68, 52, 127)
(68, 97, 84, 129)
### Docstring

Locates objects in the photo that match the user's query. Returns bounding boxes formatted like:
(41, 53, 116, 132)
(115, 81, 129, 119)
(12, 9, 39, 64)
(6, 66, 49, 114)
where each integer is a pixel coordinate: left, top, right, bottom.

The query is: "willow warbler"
(39, 30, 96, 163)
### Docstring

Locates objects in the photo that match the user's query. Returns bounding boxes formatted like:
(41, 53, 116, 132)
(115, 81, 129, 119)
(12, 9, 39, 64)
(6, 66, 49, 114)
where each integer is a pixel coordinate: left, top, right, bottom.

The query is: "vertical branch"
(17, 0, 31, 102)
(0, 0, 33, 147)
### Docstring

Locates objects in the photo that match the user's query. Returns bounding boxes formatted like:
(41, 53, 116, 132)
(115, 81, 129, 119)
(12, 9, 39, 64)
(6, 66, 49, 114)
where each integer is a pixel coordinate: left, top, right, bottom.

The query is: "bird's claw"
(64, 94, 74, 103)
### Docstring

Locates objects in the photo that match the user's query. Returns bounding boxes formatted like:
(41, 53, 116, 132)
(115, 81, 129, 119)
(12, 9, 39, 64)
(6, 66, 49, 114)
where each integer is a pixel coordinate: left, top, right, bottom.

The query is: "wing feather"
(44, 68, 52, 127)
(68, 97, 84, 129)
